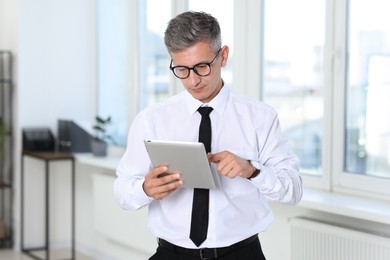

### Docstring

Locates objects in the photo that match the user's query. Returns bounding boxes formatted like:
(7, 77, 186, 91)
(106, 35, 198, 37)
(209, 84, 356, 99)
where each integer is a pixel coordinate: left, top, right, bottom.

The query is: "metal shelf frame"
(0, 50, 13, 248)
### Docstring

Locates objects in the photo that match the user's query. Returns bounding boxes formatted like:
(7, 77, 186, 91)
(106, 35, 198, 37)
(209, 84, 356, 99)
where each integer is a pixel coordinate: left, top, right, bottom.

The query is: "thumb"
(207, 152, 214, 163)
(208, 152, 220, 164)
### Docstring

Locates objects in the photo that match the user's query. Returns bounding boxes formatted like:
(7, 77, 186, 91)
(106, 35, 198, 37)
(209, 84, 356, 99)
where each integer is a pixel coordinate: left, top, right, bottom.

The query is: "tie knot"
(197, 106, 213, 116)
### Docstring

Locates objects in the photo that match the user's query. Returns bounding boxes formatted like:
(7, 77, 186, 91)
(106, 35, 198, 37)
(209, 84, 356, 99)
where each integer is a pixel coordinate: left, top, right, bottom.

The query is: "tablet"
(144, 140, 217, 189)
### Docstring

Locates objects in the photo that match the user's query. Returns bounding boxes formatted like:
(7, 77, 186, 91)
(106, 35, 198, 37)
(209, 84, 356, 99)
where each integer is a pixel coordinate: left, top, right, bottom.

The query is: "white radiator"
(290, 217, 390, 260)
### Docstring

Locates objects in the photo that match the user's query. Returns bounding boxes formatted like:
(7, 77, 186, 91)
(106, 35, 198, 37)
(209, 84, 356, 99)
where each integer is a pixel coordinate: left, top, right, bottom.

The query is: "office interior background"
(1, 0, 390, 259)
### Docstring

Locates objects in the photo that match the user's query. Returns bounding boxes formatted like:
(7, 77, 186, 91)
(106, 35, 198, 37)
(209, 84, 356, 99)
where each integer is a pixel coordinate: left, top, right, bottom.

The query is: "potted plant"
(91, 115, 114, 156)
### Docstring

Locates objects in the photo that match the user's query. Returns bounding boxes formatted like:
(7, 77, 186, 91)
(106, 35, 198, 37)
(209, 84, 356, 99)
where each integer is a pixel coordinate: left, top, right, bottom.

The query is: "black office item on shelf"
(58, 119, 93, 152)
(22, 128, 55, 151)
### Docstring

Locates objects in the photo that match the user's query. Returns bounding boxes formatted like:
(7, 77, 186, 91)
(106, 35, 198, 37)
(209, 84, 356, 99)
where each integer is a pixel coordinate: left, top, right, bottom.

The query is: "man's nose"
(187, 69, 201, 84)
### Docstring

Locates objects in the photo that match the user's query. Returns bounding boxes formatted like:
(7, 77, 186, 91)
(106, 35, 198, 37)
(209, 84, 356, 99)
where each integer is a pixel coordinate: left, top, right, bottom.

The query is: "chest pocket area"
(218, 150, 259, 196)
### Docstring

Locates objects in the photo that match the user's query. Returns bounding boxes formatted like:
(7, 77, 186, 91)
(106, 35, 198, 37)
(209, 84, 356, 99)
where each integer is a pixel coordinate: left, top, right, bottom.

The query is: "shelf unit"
(0, 51, 13, 248)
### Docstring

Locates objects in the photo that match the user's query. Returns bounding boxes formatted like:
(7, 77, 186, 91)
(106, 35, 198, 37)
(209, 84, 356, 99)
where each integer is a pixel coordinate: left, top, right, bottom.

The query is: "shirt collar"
(185, 83, 230, 115)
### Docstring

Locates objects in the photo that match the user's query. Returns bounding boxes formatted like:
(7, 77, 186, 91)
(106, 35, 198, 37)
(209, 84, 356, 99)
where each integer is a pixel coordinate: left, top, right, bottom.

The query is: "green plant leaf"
(93, 115, 113, 143)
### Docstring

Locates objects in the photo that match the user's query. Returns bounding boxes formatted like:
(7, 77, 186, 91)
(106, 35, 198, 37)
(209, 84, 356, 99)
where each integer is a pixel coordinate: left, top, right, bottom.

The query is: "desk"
(21, 151, 75, 260)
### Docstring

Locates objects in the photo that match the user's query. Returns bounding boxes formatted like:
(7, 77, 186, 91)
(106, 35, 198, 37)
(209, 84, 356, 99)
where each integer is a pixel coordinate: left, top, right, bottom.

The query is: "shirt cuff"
(133, 178, 154, 206)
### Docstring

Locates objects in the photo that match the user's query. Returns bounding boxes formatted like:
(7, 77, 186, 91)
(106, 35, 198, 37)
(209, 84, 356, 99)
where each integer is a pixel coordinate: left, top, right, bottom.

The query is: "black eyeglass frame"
(169, 48, 222, 79)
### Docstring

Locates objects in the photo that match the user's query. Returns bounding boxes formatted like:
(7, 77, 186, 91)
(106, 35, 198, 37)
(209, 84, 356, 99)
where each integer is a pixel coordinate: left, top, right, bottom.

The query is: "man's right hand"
(142, 165, 183, 200)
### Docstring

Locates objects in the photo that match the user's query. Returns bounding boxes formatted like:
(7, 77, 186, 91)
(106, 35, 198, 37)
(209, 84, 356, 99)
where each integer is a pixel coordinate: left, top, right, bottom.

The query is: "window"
(97, 0, 172, 146)
(188, 0, 234, 85)
(344, 0, 390, 179)
(96, 0, 131, 145)
(97, 0, 233, 146)
(262, 0, 326, 176)
(138, 0, 172, 109)
(96, 0, 390, 199)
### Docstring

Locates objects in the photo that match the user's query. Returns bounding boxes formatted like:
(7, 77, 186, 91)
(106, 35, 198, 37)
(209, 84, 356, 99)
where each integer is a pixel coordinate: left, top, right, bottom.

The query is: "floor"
(0, 249, 92, 260)
(0, 250, 30, 260)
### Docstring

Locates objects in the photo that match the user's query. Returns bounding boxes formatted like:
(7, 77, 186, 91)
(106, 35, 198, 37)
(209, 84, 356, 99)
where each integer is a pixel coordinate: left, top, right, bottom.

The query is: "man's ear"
(220, 45, 229, 67)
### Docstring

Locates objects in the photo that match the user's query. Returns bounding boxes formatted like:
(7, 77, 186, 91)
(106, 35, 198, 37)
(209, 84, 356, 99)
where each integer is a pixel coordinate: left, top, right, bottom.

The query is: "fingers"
(209, 151, 252, 179)
(209, 151, 235, 177)
(219, 160, 241, 178)
(143, 165, 183, 200)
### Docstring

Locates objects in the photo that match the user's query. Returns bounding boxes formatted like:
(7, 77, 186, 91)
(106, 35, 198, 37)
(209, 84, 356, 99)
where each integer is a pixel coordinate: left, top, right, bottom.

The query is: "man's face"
(170, 41, 228, 103)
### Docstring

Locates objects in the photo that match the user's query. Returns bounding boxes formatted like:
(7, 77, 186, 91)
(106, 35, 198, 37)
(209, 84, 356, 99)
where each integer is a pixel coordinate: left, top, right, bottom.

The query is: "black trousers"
(149, 237, 266, 260)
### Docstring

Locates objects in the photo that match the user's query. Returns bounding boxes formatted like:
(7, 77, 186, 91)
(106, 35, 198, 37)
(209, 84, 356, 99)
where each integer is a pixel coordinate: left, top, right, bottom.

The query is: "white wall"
(0, 0, 18, 51)
(0, 0, 97, 250)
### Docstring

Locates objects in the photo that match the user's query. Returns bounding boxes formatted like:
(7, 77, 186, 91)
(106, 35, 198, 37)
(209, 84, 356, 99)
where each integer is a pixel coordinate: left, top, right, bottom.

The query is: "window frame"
(97, 0, 390, 200)
(332, 0, 390, 199)
(251, 0, 332, 190)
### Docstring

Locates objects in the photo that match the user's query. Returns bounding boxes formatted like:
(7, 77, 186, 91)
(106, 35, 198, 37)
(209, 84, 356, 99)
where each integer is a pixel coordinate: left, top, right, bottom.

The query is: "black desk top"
(23, 151, 74, 161)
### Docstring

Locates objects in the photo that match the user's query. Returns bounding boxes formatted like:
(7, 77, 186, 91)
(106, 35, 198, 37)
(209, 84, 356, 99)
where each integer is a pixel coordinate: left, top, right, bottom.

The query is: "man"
(114, 11, 302, 260)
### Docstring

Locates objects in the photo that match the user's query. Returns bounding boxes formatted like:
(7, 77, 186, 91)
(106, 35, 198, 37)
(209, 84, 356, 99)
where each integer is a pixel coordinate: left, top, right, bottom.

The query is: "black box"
(22, 128, 55, 151)
(57, 119, 93, 153)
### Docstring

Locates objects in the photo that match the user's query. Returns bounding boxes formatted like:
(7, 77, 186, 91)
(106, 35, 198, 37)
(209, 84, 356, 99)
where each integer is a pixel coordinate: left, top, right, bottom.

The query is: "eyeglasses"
(169, 48, 222, 79)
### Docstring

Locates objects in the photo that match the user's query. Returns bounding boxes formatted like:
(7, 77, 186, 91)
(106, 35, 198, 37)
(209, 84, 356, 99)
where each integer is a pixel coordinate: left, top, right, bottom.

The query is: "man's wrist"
(247, 161, 260, 179)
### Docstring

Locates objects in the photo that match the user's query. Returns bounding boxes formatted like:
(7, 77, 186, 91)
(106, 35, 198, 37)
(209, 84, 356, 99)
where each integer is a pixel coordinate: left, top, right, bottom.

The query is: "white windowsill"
(298, 188, 390, 225)
(75, 154, 390, 226)
(75, 153, 120, 171)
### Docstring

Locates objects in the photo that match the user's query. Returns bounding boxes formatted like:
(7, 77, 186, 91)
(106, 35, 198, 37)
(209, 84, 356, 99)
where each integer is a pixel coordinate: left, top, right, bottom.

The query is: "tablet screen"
(144, 140, 217, 189)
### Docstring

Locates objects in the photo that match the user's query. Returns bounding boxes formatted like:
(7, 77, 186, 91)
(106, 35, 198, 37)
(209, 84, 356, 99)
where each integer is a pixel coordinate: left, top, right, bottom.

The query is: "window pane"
(189, 0, 234, 85)
(138, 0, 172, 109)
(97, 0, 130, 145)
(263, 0, 326, 175)
(345, 0, 390, 178)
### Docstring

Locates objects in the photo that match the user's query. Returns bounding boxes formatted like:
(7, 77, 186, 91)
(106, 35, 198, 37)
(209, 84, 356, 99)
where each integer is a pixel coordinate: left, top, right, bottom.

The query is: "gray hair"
(164, 11, 222, 53)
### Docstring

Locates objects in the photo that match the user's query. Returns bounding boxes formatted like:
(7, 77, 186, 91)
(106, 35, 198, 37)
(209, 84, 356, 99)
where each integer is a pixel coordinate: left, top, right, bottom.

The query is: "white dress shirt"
(114, 86, 302, 248)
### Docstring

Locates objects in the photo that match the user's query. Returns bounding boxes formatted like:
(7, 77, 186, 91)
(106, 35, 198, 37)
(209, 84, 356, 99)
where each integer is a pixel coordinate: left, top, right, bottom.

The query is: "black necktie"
(189, 106, 213, 247)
